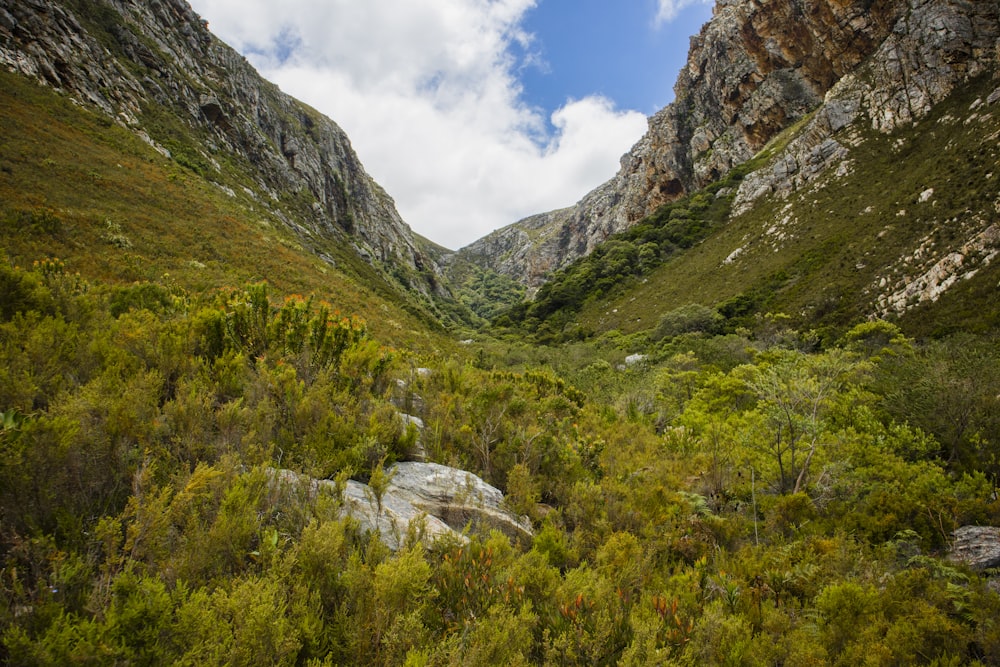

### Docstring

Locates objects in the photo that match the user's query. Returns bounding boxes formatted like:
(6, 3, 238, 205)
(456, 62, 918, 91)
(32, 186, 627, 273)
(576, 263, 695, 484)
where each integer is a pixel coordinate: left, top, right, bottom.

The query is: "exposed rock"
(733, 0, 1000, 216)
(624, 354, 647, 366)
(270, 468, 458, 551)
(397, 413, 427, 461)
(874, 224, 1000, 316)
(198, 94, 228, 129)
(270, 462, 532, 551)
(458, 0, 1000, 290)
(0, 0, 447, 298)
(398, 413, 425, 430)
(948, 526, 1000, 571)
(454, 207, 575, 295)
(387, 462, 533, 542)
(340, 478, 457, 551)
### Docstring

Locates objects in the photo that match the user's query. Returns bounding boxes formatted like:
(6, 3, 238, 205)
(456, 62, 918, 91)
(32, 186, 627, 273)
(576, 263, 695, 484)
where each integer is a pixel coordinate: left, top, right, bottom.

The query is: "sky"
(186, 0, 714, 249)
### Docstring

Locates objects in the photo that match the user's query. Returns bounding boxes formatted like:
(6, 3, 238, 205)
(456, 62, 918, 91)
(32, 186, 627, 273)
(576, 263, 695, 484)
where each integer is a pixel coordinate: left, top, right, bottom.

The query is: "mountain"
(0, 0, 451, 304)
(5, 1, 1000, 663)
(517, 68, 1000, 342)
(457, 0, 1000, 306)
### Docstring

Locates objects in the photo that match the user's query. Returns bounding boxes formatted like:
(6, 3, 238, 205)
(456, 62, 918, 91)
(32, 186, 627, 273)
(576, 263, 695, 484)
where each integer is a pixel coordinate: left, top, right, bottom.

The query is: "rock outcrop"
(732, 0, 1000, 216)
(948, 525, 1000, 572)
(387, 462, 533, 542)
(0, 0, 445, 296)
(459, 0, 1000, 290)
(270, 463, 532, 551)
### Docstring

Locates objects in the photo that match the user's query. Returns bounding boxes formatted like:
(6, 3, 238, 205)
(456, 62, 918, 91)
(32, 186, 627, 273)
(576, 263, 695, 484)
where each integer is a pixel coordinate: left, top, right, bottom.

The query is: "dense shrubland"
(2, 258, 1000, 665)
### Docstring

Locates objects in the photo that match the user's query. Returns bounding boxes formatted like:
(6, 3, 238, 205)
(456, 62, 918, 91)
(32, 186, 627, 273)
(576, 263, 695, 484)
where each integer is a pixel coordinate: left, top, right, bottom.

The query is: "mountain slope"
(0, 66, 464, 350)
(0, 0, 452, 306)
(570, 71, 1000, 341)
(458, 0, 1000, 298)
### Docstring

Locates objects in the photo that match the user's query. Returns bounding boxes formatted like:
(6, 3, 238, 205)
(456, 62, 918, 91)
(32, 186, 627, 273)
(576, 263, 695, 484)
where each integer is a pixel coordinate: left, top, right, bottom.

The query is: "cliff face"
(461, 0, 1000, 290)
(0, 0, 444, 295)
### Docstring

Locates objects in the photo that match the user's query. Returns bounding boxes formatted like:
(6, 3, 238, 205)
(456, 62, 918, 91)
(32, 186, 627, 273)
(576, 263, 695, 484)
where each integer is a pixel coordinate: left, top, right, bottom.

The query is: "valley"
(2, 0, 1000, 664)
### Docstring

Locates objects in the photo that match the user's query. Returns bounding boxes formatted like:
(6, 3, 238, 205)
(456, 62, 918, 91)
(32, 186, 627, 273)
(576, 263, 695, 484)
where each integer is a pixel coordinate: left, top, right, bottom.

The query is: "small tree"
(744, 349, 856, 494)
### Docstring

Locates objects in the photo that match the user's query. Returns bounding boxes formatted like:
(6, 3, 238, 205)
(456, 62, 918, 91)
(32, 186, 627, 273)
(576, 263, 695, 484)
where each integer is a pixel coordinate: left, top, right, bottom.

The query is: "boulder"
(386, 462, 533, 542)
(341, 479, 456, 551)
(269, 468, 459, 551)
(269, 462, 532, 550)
(624, 353, 647, 366)
(948, 526, 1000, 571)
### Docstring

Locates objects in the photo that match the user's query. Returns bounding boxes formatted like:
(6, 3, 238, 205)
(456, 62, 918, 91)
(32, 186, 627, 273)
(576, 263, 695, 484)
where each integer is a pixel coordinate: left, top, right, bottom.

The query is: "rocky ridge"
(459, 0, 1000, 293)
(0, 0, 445, 296)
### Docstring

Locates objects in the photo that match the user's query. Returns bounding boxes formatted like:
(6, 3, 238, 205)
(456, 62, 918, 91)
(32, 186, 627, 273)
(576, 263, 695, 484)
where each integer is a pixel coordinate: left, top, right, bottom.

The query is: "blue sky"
(518, 0, 710, 118)
(188, 0, 713, 248)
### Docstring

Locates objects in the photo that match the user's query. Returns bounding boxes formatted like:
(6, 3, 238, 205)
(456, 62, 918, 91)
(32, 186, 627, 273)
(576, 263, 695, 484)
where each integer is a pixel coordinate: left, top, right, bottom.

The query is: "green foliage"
(501, 171, 744, 339)
(1, 259, 999, 665)
(0, 67, 460, 351)
(501, 73, 1000, 342)
(651, 303, 724, 341)
(450, 262, 527, 321)
(3, 67, 1000, 660)
(0, 260, 53, 321)
(875, 332, 1000, 483)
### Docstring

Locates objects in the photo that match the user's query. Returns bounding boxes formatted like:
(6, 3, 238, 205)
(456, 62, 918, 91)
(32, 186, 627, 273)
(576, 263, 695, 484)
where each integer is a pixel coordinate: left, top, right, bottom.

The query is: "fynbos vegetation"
(2, 0, 1000, 664)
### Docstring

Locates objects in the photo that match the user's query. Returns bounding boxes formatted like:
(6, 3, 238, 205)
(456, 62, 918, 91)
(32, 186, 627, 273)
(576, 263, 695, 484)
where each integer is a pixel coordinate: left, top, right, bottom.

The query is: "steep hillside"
(579, 71, 1000, 340)
(0, 66, 461, 348)
(0, 0, 452, 305)
(458, 0, 1000, 297)
(501, 70, 1000, 342)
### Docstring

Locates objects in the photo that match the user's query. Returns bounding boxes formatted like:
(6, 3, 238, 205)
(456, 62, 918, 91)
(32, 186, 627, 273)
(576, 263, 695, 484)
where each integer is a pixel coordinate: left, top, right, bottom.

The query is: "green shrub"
(651, 304, 723, 341)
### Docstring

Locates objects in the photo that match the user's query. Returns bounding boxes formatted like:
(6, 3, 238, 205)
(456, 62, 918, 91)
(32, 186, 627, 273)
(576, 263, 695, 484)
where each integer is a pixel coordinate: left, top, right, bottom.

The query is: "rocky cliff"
(460, 0, 1000, 291)
(0, 0, 445, 296)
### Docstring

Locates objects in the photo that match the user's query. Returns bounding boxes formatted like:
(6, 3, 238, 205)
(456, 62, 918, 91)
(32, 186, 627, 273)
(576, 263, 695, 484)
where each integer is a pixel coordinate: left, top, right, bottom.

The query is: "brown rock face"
(462, 0, 998, 289)
(640, 0, 900, 211)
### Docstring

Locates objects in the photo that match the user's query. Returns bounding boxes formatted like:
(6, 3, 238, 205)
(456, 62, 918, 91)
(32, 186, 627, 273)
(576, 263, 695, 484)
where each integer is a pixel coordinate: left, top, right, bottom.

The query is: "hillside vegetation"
(0, 68, 459, 350)
(4, 9, 1000, 666)
(3, 255, 1000, 663)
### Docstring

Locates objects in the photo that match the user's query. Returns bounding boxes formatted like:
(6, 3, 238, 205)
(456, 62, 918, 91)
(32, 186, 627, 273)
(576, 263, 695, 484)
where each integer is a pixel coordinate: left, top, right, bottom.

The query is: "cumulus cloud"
(189, 0, 647, 249)
(654, 0, 713, 27)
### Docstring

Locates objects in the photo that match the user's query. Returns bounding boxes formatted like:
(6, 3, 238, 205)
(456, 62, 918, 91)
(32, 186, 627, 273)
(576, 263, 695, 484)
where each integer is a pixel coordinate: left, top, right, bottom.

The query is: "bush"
(651, 304, 723, 341)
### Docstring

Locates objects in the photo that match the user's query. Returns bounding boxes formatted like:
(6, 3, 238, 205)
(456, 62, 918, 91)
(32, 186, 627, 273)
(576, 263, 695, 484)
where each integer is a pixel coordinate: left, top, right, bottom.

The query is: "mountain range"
(4, 1, 1000, 663)
(3, 0, 999, 340)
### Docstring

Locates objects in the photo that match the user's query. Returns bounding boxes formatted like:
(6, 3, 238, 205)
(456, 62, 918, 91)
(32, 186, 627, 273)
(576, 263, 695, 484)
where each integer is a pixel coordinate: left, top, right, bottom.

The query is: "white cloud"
(654, 0, 713, 28)
(189, 0, 647, 249)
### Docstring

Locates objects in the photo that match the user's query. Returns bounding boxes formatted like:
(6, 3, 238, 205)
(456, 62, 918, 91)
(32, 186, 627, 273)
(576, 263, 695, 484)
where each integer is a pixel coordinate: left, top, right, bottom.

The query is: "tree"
(744, 349, 856, 494)
(878, 333, 1000, 480)
(651, 304, 723, 342)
